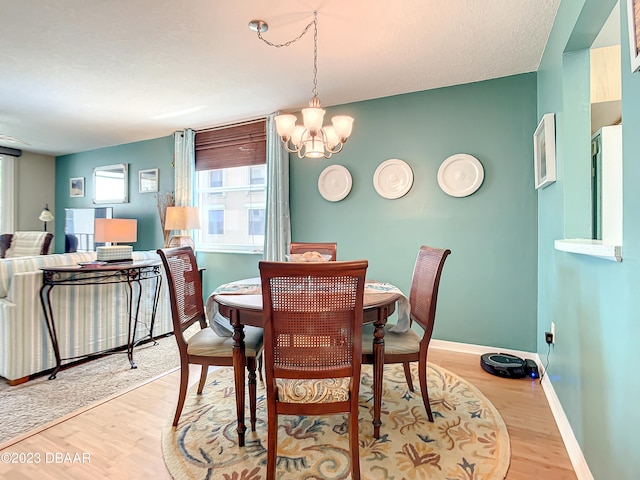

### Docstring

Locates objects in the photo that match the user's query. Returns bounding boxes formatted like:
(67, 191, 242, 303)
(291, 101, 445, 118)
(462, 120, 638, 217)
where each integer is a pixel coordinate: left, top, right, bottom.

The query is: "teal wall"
(290, 74, 538, 351)
(537, 1, 639, 478)
(54, 136, 174, 253)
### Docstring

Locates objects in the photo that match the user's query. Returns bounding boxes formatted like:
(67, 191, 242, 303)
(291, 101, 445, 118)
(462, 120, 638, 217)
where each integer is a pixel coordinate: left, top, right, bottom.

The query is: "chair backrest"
(259, 260, 367, 384)
(289, 242, 337, 261)
(409, 246, 451, 339)
(157, 247, 206, 352)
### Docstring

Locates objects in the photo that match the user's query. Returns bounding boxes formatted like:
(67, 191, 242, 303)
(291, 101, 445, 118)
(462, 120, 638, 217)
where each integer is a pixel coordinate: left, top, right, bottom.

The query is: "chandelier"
(249, 12, 354, 159)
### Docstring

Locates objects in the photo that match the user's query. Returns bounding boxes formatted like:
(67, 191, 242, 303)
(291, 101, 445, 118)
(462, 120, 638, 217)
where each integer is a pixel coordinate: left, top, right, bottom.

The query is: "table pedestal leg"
(372, 307, 387, 439)
(231, 309, 247, 447)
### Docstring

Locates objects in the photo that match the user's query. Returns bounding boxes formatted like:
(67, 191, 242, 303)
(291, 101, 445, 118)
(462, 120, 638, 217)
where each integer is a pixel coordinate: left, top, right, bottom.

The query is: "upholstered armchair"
(0, 232, 53, 258)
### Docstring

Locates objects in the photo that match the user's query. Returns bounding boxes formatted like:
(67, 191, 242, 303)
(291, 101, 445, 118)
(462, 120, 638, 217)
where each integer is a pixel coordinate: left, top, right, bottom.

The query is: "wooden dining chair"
(259, 260, 368, 480)
(157, 246, 264, 433)
(362, 245, 451, 422)
(289, 241, 337, 260)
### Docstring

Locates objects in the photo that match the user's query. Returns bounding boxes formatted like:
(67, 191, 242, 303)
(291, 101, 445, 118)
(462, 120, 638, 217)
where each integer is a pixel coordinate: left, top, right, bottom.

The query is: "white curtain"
(174, 129, 195, 207)
(0, 154, 16, 233)
(264, 113, 291, 261)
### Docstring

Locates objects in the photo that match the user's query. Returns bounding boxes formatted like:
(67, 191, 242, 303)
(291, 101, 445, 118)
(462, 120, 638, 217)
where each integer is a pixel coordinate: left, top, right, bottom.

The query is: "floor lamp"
(38, 204, 54, 232)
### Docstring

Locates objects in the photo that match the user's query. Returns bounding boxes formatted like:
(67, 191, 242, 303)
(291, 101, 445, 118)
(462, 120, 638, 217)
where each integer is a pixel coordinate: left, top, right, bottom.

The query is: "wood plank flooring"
(0, 348, 577, 479)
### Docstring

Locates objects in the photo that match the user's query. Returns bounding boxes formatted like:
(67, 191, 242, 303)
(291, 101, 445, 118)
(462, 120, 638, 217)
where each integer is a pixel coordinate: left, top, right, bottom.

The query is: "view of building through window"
(195, 164, 266, 252)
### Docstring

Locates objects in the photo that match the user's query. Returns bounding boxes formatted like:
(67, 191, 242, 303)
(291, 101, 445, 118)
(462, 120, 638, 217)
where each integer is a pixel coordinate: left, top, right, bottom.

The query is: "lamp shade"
(164, 206, 201, 231)
(38, 209, 54, 222)
(94, 218, 137, 243)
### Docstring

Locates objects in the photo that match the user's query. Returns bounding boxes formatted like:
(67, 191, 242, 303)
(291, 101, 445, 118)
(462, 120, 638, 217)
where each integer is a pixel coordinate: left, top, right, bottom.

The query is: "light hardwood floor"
(0, 348, 577, 479)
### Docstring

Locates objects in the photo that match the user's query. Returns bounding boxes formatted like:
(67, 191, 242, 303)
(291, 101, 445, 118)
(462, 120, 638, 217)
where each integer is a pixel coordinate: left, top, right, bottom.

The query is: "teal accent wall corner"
(55, 136, 174, 253)
(537, 0, 640, 478)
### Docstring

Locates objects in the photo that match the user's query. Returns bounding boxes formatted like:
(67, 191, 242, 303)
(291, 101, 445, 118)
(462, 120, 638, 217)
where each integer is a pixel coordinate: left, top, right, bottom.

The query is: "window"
(194, 119, 266, 252)
(249, 165, 266, 186)
(248, 208, 265, 235)
(208, 209, 224, 235)
(209, 170, 223, 188)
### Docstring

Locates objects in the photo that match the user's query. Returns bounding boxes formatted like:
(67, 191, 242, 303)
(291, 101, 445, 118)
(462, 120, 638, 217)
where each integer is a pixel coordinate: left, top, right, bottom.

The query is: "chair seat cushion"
(276, 377, 351, 403)
(187, 325, 263, 357)
(361, 323, 421, 355)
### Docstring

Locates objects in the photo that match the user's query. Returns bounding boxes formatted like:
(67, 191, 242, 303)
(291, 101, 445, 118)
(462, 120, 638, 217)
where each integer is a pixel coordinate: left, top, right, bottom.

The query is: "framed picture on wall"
(70, 177, 85, 197)
(533, 113, 556, 190)
(628, 0, 640, 72)
(139, 168, 159, 193)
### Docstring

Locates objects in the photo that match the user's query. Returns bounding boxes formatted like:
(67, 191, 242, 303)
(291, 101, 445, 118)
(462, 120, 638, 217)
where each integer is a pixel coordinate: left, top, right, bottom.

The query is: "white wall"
(16, 151, 56, 232)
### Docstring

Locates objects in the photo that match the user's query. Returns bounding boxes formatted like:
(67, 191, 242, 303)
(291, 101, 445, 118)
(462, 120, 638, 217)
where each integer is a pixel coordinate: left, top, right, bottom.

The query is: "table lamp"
(164, 206, 201, 248)
(94, 218, 137, 262)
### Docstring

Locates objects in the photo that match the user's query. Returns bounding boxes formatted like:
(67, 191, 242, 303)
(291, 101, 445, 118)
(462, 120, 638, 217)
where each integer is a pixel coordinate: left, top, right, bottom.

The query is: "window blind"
(195, 119, 266, 171)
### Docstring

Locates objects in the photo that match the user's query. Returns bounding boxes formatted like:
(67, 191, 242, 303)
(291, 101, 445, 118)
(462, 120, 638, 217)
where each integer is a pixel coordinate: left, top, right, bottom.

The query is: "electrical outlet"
(545, 331, 554, 344)
(551, 322, 556, 343)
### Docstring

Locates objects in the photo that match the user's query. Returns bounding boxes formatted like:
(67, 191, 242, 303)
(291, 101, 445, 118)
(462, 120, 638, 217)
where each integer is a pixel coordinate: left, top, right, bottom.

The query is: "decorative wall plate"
(437, 154, 484, 197)
(373, 159, 413, 199)
(318, 164, 352, 202)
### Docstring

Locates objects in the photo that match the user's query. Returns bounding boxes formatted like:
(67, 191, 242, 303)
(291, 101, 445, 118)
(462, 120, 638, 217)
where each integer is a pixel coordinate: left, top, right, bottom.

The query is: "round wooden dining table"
(213, 284, 401, 446)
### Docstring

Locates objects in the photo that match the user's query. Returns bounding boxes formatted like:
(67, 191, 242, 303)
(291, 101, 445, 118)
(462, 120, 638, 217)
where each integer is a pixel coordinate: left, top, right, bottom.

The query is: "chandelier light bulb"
(331, 115, 354, 141)
(304, 137, 325, 158)
(274, 114, 296, 139)
(291, 125, 306, 147)
(323, 126, 339, 149)
(301, 107, 326, 133)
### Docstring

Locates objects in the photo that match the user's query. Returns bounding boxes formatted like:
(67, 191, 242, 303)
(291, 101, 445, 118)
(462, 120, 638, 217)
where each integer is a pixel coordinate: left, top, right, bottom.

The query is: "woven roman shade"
(195, 119, 266, 171)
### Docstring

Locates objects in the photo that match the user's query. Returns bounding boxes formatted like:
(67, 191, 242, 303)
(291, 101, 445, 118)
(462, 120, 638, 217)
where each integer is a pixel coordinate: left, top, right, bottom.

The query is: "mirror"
(64, 207, 113, 252)
(93, 164, 128, 204)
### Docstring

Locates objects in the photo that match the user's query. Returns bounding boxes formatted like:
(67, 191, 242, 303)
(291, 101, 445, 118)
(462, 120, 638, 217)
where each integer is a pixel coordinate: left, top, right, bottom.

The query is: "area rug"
(162, 363, 511, 479)
(0, 333, 180, 446)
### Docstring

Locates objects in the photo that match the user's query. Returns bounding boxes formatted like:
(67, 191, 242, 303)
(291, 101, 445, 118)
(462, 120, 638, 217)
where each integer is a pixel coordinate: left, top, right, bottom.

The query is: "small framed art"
(533, 113, 556, 190)
(139, 168, 159, 193)
(628, 0, 640, 72)
(70, 177, 85, 197)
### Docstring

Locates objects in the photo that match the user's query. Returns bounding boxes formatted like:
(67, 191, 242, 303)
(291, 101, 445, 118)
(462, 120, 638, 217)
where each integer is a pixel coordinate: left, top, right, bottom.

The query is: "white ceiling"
(0, 0, 560, 156)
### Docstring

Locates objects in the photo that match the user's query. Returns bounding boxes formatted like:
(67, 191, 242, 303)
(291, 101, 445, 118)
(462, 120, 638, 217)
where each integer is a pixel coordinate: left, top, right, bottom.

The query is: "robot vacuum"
(480, 353, 539, 379)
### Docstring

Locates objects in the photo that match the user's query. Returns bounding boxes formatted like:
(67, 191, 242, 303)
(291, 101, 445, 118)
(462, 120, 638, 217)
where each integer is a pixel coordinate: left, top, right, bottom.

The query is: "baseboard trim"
(539, 373, 594, 480)
(430, 339, 593, 480)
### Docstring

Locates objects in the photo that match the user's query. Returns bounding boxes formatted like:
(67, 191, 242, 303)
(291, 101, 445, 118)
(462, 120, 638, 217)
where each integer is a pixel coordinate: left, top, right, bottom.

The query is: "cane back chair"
(289, 241, 337, 261)
(259, 260, 368, 480)
(158, 246, 264, 435)
(362, 245, 451, 422)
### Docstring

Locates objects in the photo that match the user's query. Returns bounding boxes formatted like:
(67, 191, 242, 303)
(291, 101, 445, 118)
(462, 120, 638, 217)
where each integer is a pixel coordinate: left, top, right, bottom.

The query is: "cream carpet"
(0, 334, 180, 445)
(162, 363, 511, 479)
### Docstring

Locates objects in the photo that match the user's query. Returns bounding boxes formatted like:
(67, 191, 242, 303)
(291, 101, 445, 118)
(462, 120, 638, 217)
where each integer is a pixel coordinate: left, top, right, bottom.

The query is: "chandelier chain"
(312, 14, 318, 99)
(256, 15, 316, 49)
(255, 13, 320, 101)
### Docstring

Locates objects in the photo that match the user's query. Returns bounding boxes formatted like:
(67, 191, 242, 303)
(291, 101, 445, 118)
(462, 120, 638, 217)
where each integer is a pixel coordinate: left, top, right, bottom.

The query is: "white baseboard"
(430, 339, 594, 480)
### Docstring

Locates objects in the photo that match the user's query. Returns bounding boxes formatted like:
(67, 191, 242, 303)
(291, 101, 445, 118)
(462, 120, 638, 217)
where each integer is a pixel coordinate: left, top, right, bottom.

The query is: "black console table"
(39, 260, 162, 380)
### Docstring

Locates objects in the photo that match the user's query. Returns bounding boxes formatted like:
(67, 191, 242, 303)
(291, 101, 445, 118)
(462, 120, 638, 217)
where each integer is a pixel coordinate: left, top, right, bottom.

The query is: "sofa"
(0, 250, 173, 385)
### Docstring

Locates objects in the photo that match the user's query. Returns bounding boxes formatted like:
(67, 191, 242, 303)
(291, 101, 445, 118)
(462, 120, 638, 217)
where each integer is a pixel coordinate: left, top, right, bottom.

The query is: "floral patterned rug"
(161, 363, 510, 479)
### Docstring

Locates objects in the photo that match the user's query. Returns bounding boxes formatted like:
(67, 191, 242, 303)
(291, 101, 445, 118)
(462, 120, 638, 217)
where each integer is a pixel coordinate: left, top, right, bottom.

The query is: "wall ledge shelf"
(554, 239, 622, 262)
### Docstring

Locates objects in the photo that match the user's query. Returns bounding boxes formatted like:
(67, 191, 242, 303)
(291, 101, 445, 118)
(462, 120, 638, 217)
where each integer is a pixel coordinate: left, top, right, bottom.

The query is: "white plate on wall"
(373, 159, 413, 199)
(437, 154, 484, 197)
(318, 164, 352, 202)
